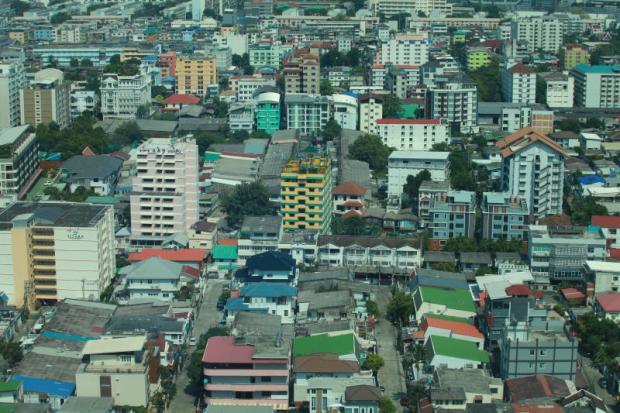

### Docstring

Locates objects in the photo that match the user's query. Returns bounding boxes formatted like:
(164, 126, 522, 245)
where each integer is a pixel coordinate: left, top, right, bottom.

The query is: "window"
(539, 350, 545, 356)
(529, 350, 535, 356)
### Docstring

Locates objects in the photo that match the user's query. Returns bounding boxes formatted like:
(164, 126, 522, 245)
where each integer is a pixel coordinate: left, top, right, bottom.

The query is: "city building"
(387, 151, 450, 206)
(585, 260, 620, 296)
(538, 72, 574, 108)
(331, 94, 358, 130)
(69, 82, 98, 119)
(426, 72, 478, 133)
(255, 91, 281, 135)
(130, 137, 199, 246)
(122, 257, 185, 301)
(100, 70, 151, 120)
(0, 202, 116, 307)
(249, 44, 280, 69)
(61, 155, 123, 196)
(284, 94, 330, 137)
(571, 64, 620, 109)
(594, 293, 620, 322)
(238, 215, 282, 266)
(497, 128, 566, 217)
(202, 336, 290, 410)
(528, 224, 607, 282)
(192, 0, 205, 20)
(359, 94, 383, 134)
(481, 192, 529, 241)
(224, 282, 296, 324)
(371, 0, 452, 17)
(376, 119, 448, 151)
(465, 47, 491, 71)
(176, 54, 217, 97)
(333, 182, 369, 216)
(284, 49, 320, 95)
(0, 125, 39, 207)
(0, 61, 26, 128)
(421, 315, 485, 349)
(413, 285, 476, 322)
(511, 16, 563, 53)
(380, 33, 430, 66)
(499, 320, 578, 380)
(425, 335, 490, 370)
(430, 369, 503, 409)
(591, 215, 620, 248)
(76, 336, 156, 407)
(418, 180, 450, 223)
(428, 191, 477, 247)
(501, 64, 536, 104)
(559, 44, 590, 70)
(228, 103, 254, 132)
(280, 152, 333, 232)
(231, 75, 276, 102)
(478, 102, 554, 134)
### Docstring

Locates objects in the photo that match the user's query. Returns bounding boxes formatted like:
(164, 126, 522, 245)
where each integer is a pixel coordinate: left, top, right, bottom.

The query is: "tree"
(556, 118, 581, 134)
(322, 118, 341, 140)
(366, 300, 380, 317)
(483, 4, 500, 17)
(387, 292, 415, 325)
(348, 133, 392, 174)
(10, 0, 30, 15)
(113, 121, 144, 146)
(221, 182, 274, 228)
(469, 57, 501, 101)
(331, 215, 369, 235)
(378, 397, 396, 413)
(571, 196, 608, 225)
(444, 237, 478, 253)
(403, 169, 431, 210)
(362, 353, 384, 374)
(51, 12, 71, 24)
(136, 104, 150, 119)
(584, 117, 604, 130)
(1, 342, 23, 367)
(431, 262, 456, 272)
(70, 58, 79, 68)
(382, 94, 401, 118)
(536, 77, 547, 105)
(80, 58, 93, 67)
(320, 79, 335, 96)
(476, 266, 493, 276)
(151, 85, 169, 99)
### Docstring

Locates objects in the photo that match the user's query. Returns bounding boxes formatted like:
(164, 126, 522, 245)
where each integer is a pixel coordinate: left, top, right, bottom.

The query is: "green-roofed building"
(204, 152, 221, 164)
(85, 196, 119, 205)
(398, 102, 420, 119)
(293, 332, 361, 362)
(571, 64, 620, 109)
(426, 335, 489, 369)
(413, 286, 476, 321)
(211, 245, 239, 271)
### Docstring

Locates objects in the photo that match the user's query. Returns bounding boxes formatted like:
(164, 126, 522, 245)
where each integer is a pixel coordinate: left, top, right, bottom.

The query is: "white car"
(189, 337, 197, 346)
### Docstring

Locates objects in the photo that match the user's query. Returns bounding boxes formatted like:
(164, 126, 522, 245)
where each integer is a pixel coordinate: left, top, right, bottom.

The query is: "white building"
(586, 261, 620, 296)
(232, 75, 276, 102)
(377, 119, 448, 151)
(580, 132, 602, 151)
(380, 33, 429, 66)
(497, 128, 566, 217)
(238, 215, 281, 266)
(284, 94, 331, 137)
(426, 71, 478, 133)
(331, 94, 358, 130)
(370, 0, 451, 18)
(388, 151, 450, 203)
(0, 61, 26, 128)
(501, 63, 536, 104)
(571, 64, 620, 109)
(224, 282, 296, 324)
(122, 257, 183, 302)
(70, 81, 98, 119)
(191, 0, 205, 21)
(228, 103, 255, 132)
(370, 64, 388, 88)
(359, 94, 383, 134)
(511, 16, 563, 53)
(538, 72, 574, 108)
(100, 69, 151, 120)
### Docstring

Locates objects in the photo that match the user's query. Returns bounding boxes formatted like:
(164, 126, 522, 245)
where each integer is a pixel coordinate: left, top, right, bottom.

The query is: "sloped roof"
(345, 385, 381, 402)
(429, 335, 489, 363)
(423, 316, 483, 339)
(241, 282, 296, 298)
(496, 128, 567, 159)
(596, 293, 620, 312)
(62, 155, 122, 180)
(508, 64, 534, 74)
(162, 94, 200, 105)
(123, 257, 183, 280)
(293, 333, 356, 357)
(505, 375, 571, 402)
(592, 215, 620, 229)
(246, 250, 295, 271)
(203, 336, 254, 364)
(293, 352, 359, 373)
(128, 248, 206, 263)
(333, 181, 367, 196)
(419, 286, 476, 313)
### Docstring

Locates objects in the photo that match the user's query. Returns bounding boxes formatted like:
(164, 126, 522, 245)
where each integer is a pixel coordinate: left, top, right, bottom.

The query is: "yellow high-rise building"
(280, 152, 333, 233)
(176, 54, 217, 97)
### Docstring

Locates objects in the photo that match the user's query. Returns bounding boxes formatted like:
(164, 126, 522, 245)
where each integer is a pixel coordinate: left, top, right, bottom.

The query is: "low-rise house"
(238, 215, 282, 266)
(586, 261, 620, 295)
(418, 180, 450, 223)
(343, 385, 382, 413)
(433, 368, 503, 405)
(106, 315, 188, 345)
(210, 244, 239, 274)
(121, 257, 185, 302)
(580, 132, 602, 151)
(75, 336, 157, 407)
(459, 252, 492, 272)
(591, 215, 620, 249)
(225, 282, 296, 324)
(549, 130, 579, 150)
(293, 332, 361, 363)
(128, 248, 207, 270)
(297, 289, 353, 322)
(421, 315, 484, 349)
(61, 155, 123, 195)
(594, 293, 620, 322)
(235, 250, 297, 284)
(333, 182, 369, 217)
(412, 286, 476, 321)
(59, 397, 114, 413)
(425, 335, 490, 369)
(0, 381, 21, 403)
(161, 94, 200, 111)
(187, 221, 218, 250)
(422, 251, 457, 270)
(306, 378, 377, 413)
(409, 268, 469, 291)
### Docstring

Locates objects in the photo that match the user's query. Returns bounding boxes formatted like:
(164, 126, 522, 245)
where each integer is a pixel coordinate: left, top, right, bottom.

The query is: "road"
(374, 285, 406, 412)
(579, 356, 619, 411)
(169, 278, 226, 413)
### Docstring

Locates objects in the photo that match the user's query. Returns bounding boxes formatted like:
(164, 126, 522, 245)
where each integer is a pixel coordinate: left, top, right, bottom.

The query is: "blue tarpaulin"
(12, 375, 75, 398)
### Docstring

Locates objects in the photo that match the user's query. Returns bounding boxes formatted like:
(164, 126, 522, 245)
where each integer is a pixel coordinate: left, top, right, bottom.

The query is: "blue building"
(235, 251, 296, 284)
(428, 191, 477, 247)
(32, 27, 53, 42)
(224, 282, 297, 323)
(481, 192, 529, 241)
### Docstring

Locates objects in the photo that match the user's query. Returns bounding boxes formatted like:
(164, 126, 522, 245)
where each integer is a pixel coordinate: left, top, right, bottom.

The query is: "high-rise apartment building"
(511, 16, 563, 53)
(377, 119, 448, 151)
(537, 72, 574, 108)
(0, 126, 39, 207)
(176, 54, 217, 97)
(380, 33, 429, 66)
(100, 70, 151, 119)
(571, 64, 620, 109)
(481, 192, 529, 241)
(359, 94, 383, 134)
(130, 137, 199, 245)
(0, 202, 115, 307)
(280, 152, 333, 233)
(559, 44, 590, 70)
(501, 64, 536, 104)
(0, 61, 26, 128)
(497, 128, 566, 218)
(284, 94, 330, 137)
(426, 72, 478, 133)
(255, 91, 281, 135)
(192, 0, 205, 21)
(284, 48, 320, 95)
(20, 68, 71, 128)
(249, 44, 280, 68)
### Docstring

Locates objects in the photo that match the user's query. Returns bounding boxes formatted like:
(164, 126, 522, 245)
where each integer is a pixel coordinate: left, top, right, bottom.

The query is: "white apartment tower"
(100, 69, 151, 120)
(497, 128, 566, 218)
(511, 16, 563, 53)
(130, 137, 200, 246)
(380, 33, 430, 66)
(501, 63, 537, 104)
(192, 0, 205, 21)
(0, 61, 26, 128)
(359, 94, 383, 134)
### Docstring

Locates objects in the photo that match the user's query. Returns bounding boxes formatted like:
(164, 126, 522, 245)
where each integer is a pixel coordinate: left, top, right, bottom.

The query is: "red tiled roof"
(508, 63, 534, 74)
(342, 210, 362, 219)
(162, 94, 200, 105)
(202, 336, 254, 364)
(182, 265, 200, 278)
(82, 146, 96, 156)
(219, 239, 238, 246)
(561, 288, 586, 301)
(505, 284, 531, 297)
(333, 181, 367, 196)
(511, 403, 564, 413)
(343, 199, 364, 207)
(596, 293, 620, 312)
(394, 65, 419, 69)
(592, 215, 620, 229)
(422, 316, 483, 339)
(371, 64, 385, 69)
(377, 119, 441, 125)
(128, 248, 206, 263)
(610, 248, 620, 260)
(497, 127, 567, 159)
(507, 375, 571, 402)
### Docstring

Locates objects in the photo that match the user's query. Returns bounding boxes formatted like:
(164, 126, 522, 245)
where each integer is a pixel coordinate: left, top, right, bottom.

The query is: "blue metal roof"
(13, 375, 75, 398)
(577, 175, 606, 185)
(241, 282, 296, 298)
(41, 331, 96, 342)
(225, 297, 269, 313)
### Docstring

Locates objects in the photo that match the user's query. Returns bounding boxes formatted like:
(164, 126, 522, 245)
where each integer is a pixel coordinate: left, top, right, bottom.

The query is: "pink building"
(130, 137, 199, 246)
(202, 336, 290, 411)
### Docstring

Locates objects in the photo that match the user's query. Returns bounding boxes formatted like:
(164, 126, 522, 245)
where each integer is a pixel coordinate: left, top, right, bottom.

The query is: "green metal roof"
(204, 152, 221, 162)
(574, 64, 620, 74)
(430, 335, 489, 363)
(0, 404, 15, 413)
(294, 333, 355, 357)
(212, 245, 238, 260)
(420, 286, 475, 313)
(85, 196, 119, 205)
(0, 381, 20, 392)
(398, 103, 419, 119)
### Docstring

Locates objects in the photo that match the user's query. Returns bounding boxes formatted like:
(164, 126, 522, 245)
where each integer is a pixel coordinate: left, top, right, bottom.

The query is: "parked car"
(216, 298, 226, 310)
(189, 336, 197, 346)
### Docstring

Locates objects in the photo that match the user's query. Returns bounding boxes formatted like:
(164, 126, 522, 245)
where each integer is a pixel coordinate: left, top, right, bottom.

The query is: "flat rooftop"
(0, 202, 110, 228)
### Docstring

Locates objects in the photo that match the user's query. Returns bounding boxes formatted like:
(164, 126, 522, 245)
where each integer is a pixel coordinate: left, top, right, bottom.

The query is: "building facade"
(539, 72, 574, 108)
(284, 49, 320, 95)
(130, 137, 199, 245)
(359, 94, 383, 134)
(511, 17, 563, 53)
(571, 64, 620, 109)
(331, 94, 358, 130)
(559, 44, 589, 70)
(176, 54, 217, 97)
(70, 82, 98, 119)
(501, 64, 536, 104)
(0, 61, 26, 128)
(100, 70, 151, 120)
(481, 192, 529, 241)
(428, 191, 477, 246)
(255, 91, 281, 135)
(426, 72, 478, 133)
(380, 33, 430, 66)
(0, 126, 39, 207)
(20, 68, 71, 128)
(377, 119, 448, 151)
(285, 94, 330, 137)
(387, 151, 450, 205)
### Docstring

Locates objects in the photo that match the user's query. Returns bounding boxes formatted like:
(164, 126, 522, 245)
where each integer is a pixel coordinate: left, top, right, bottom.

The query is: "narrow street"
(169, 278, 226, 413)
(579, 356, 619, 411)
(374, 285, 406, 412)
